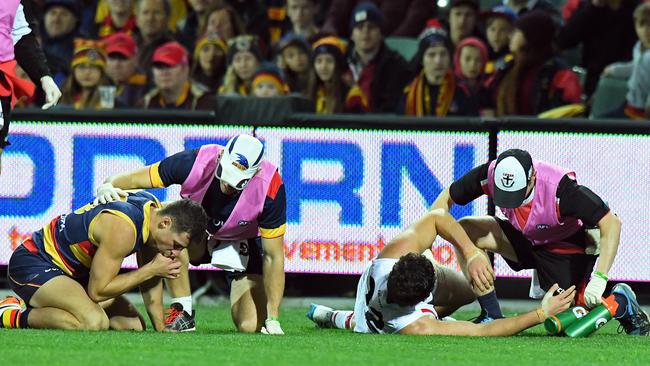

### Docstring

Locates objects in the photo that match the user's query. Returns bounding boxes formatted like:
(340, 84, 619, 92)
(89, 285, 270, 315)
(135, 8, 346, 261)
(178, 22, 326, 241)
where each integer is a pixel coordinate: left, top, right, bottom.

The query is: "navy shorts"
(8, 244, 88, 305)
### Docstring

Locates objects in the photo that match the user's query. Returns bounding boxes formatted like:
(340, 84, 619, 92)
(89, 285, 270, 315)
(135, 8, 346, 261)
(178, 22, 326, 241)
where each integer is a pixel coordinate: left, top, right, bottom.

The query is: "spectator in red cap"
(344, 2, 411, 113)
(219, 35, 262, 95)
(60, 39, 113, 109)
(307, 36, 349, 114)
(141, 41, 212, 109)
(105, 32, 147, 107)
(400, 26, 479, 117)
(93, 0, 137, 38)
(557, 0, 640, 97)
(481, 5, 517, 75)
(191, 34, 227, 93)
(483, 10, 582, 116)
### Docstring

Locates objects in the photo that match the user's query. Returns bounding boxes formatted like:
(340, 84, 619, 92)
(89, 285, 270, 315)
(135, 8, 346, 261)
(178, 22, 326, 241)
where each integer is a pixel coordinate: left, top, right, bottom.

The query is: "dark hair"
(159, 199, 208, 248)
(135, 0, 171, 17)
(386, 253, 436, 307)
(306, 45, 348, 113)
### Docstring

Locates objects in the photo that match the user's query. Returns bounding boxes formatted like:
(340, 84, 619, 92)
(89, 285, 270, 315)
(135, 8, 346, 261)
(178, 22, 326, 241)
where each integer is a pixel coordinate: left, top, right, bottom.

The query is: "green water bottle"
(564, 295, 619, 338)
(544, 306, 588, 335)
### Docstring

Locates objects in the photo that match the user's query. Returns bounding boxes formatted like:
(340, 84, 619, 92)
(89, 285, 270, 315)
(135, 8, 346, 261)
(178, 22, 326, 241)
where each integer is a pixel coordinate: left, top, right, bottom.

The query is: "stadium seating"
(590, 76, 628, 118)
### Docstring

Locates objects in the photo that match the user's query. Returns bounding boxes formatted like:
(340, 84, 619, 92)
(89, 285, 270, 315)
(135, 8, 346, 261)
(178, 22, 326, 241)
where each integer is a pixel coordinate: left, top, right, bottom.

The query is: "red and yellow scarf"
(404, 70, 456, 116)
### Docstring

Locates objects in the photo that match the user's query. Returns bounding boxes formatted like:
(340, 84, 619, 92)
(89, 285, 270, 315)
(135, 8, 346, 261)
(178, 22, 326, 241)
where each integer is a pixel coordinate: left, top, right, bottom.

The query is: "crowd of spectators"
(17, 0, 650, 119)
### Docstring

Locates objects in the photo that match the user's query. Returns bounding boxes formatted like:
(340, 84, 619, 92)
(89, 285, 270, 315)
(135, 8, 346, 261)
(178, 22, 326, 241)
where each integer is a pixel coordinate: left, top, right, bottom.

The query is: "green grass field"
(1, 305, 648, 366)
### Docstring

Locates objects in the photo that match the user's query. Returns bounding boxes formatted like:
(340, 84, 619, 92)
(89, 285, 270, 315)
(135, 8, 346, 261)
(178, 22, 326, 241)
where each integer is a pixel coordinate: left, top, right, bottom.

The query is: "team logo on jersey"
(501, 172, 515, 188)
(232, 153, 249, 171)
(536, 224, 550, 230)
(238, 220, 250, 227)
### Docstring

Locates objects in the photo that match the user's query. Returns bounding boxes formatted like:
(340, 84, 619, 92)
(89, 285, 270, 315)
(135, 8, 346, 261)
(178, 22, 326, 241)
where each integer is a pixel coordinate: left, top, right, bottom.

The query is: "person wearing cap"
(344, 2, 411, 113)
(219, 34, 262, 95)
(482, 10, 582, 117)
(307, 36, 349, 114)
(93, 134, 288, 335)
(60, 39, 114, 109)
(557, 0, 641, 97)
(93, 0, 137, 38)
(430, 148, 631, 326)
(41, 0, 85, 83)
(321, 0, 436, 38)
(191, 33, 228, 93)
(481, 5, 516, 75)
(444, 0, 483, 48)
(400, 25, 479, 117)
(141, 41, 212, 110)
(251, 63, 288, 97)
(0, 0, 62, 176)
(276, 33, 311, 95)
(105, 32, 147, 107)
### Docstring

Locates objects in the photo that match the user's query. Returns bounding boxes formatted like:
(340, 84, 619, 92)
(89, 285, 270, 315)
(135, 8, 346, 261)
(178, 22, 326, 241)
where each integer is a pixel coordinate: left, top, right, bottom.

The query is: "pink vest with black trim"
(486, 159, 583, 246)
(0, 0, 21, 62)
(179, 144, 277, 241)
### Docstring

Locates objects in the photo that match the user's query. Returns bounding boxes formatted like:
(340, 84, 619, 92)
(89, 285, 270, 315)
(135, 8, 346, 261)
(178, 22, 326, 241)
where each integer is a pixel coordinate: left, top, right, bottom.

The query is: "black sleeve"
(557, 175, 610, 226)
(14, 0, 51, 82)
(157, 149, 199, 187)
(449, 163, 489, 205)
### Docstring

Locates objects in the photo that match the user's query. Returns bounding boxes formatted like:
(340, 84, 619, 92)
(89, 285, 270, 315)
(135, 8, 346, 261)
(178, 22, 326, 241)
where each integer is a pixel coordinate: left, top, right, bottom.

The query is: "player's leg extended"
(25, 276, 109, 330)
(230, 274, 266, 332)
(101, 295, 146, 331)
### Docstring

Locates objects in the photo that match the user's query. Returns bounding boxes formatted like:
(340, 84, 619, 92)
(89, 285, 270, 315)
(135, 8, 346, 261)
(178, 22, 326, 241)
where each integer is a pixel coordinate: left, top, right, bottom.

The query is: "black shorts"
(495, 218, 597, 292)
(225, 237, 264, 284)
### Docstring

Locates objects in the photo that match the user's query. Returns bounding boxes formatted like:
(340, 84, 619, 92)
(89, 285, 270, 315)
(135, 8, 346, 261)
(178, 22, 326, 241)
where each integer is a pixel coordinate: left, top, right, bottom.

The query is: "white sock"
(171, 296, 193, 314)
(331, 311, 354, 330)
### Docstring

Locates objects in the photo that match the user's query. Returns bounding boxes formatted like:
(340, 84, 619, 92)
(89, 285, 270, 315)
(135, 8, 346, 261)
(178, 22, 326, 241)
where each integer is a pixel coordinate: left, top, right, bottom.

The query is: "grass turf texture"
(1, 306, 648, 366)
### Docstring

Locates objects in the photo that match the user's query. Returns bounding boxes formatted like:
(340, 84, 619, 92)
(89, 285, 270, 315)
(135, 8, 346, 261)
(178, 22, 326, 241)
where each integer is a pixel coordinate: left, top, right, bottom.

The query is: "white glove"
(94, 183, 129, 205)
(260, 318, 284, 335)
(40, 76, 62, 109)
(584, 275, 608, 308)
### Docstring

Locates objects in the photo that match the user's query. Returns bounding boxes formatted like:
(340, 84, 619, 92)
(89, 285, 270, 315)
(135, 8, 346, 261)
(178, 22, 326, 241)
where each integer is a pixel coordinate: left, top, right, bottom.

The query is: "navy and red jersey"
(25, 191, 160, 278)
(149, 149, 287, 238)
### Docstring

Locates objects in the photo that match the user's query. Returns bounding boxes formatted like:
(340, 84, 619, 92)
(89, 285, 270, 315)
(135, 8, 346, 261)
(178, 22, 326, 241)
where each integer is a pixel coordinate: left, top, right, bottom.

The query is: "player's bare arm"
(262, 235, 285, 319)
(137, 245, 165, 331)
(379, 209, 494, 291)
(87, 213, 181, 302)
(104, 166, 156, 189)
(594, 212, 622, 277)
(400, 284, 576, 336)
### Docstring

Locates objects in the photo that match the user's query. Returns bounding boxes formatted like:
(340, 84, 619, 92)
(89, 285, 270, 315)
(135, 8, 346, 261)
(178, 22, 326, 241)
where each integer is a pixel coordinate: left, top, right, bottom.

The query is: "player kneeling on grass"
(0, 191, 208, 331)
(308, 208, 579, 335)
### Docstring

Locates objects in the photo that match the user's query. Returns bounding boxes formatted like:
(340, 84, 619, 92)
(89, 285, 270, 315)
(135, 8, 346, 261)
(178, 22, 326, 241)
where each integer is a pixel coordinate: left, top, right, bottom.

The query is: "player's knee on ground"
(78, 308, 110, 331)
(235, 318, 262, 333)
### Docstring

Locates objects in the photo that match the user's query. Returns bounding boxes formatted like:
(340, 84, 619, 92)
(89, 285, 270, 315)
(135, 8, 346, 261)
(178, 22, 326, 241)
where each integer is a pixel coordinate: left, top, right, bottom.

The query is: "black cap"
(493, 149, 533, 208)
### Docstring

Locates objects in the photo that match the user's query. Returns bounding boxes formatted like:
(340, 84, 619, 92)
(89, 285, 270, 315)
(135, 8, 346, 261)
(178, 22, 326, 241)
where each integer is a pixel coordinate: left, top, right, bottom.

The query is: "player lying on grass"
(0, 191, 208, 331)
(308, 208, 647, 335)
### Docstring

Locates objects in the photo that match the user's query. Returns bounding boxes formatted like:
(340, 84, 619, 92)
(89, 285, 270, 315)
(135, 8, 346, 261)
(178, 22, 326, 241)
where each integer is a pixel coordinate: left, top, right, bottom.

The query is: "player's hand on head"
(261, 318, 284, 335)
(94, 183, 129, 205)
(149, 253, 182, 279)
(541, 283, 576, 317)
(465, 250, 495, 293)
(40, 75, 62, 109)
